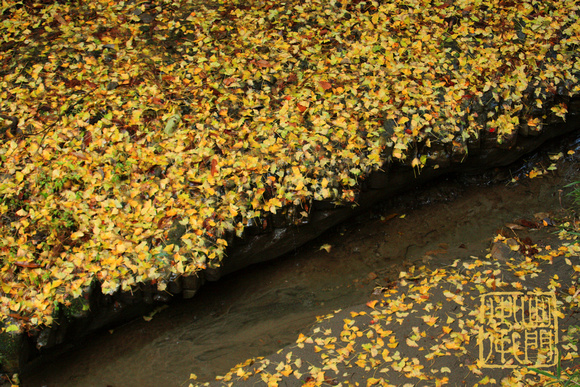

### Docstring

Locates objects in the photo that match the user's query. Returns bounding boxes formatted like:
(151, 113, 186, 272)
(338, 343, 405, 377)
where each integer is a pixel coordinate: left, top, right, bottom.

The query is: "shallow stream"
(22, 137, 580, 387)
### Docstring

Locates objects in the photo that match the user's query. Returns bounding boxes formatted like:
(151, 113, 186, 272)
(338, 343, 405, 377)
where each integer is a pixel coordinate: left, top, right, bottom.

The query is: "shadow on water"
(22, 134, 580, 386)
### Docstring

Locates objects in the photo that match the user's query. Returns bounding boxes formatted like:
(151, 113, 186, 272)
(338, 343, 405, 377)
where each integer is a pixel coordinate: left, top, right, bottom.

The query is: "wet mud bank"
(18, 126, 580, 385)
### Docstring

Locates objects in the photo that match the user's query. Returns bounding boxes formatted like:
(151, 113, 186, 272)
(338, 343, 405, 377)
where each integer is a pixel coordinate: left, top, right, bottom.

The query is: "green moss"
(0, 323, 24, 373)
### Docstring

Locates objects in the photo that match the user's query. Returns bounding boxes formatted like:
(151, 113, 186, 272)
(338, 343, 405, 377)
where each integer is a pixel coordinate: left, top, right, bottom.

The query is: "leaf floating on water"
(319, 244, 332, 253)
(143, 305, 169, 322)
(380, 213, 399, 222)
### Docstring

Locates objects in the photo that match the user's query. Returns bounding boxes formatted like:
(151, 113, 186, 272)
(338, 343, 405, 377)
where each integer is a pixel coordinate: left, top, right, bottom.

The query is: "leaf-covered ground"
(1, 0, 579, 332)
(192, 224, 580, 386)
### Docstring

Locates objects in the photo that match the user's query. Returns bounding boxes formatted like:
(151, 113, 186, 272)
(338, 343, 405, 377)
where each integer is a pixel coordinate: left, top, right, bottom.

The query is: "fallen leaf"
(318, 81, 332, 91)
(366, 300, 378, 309)
(255, 59, 272, 68)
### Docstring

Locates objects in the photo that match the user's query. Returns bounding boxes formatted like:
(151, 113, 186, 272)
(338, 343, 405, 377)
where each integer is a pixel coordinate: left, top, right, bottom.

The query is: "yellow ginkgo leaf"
(319, 244, 332, 253)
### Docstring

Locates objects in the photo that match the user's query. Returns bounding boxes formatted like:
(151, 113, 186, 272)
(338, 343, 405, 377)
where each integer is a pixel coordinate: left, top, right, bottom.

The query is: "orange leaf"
(319, 81, 332, 90)
(83, 131, 92, 147)
(366, 299, 378, 308)
(255, 59, 272, 68)
(15, 262, 41, 268)
(297, 103, 308, 112)
(211, 158, 218, 176)
(151, 97, 164, 106)
(9, 313, 29, 321)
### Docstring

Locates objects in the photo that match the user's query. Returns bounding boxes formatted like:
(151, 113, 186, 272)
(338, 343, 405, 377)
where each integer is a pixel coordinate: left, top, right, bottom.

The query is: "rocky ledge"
(2, 98, 580, 375)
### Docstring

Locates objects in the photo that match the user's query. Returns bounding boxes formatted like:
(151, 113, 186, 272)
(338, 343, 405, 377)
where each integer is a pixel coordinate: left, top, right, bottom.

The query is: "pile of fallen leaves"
(1, 0, 579, 331)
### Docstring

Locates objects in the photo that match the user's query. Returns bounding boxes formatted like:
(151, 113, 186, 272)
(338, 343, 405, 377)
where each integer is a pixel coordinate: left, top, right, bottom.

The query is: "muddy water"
(22, 143, 580, 386)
